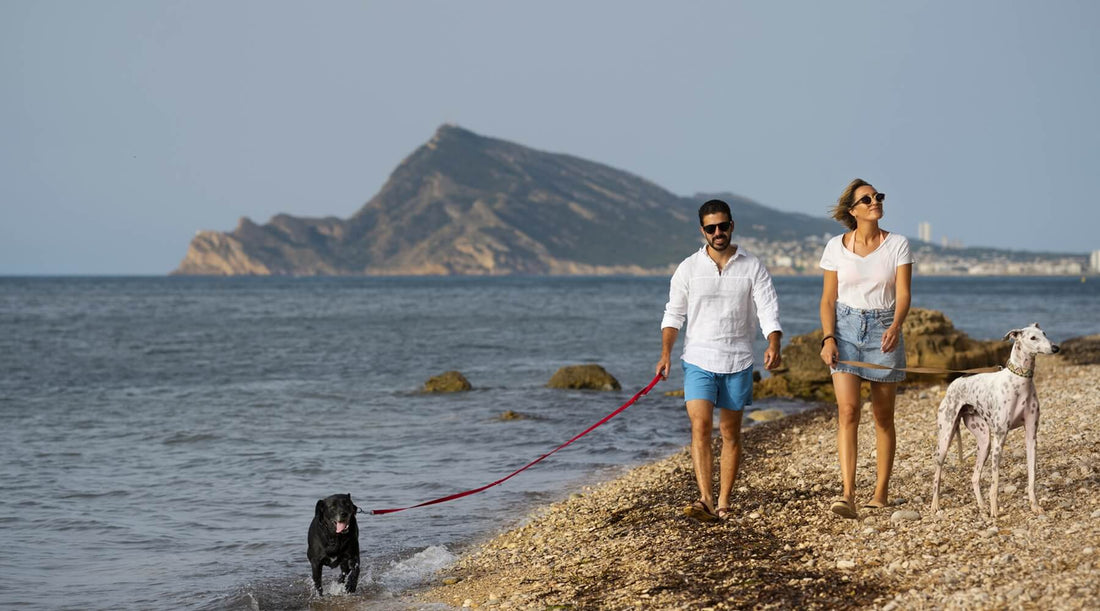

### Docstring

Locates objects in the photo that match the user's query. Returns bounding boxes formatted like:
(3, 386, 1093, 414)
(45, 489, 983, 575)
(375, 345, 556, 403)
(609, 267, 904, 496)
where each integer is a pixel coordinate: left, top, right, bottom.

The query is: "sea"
(2, 275, 1097, 610)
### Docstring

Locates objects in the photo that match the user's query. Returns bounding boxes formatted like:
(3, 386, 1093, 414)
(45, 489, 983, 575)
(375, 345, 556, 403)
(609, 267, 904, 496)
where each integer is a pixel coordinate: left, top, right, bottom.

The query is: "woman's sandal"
(684, 499, 719, 523)
(716, 507, 731, 521)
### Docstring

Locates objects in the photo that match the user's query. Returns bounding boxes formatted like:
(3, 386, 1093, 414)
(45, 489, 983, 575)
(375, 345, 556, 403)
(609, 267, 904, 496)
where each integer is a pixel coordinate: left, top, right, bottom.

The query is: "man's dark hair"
(698, 199, 732, 225)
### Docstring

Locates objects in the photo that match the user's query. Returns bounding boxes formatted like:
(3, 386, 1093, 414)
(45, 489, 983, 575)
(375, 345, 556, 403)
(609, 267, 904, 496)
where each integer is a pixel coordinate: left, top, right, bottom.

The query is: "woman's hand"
(881, 325, 901, 353)
(820, 341, 838, 367)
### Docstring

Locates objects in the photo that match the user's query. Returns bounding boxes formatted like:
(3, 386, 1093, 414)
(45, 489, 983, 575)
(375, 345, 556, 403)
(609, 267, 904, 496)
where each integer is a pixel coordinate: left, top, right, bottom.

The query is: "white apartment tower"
(1091, 250, 1100, 273)
(918, 222, 932, 243)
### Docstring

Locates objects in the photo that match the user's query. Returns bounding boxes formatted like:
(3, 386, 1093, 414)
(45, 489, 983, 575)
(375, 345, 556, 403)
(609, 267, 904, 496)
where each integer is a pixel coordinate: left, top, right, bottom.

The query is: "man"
(656, 199, 783, 522)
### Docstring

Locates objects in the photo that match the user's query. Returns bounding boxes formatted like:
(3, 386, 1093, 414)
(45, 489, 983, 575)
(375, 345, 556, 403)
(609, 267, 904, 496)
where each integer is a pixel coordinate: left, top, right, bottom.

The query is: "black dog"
(307, 493, 360, 595)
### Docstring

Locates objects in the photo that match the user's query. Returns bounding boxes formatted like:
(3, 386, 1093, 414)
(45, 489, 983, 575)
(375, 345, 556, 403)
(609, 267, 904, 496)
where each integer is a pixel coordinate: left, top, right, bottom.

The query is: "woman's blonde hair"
(829, 178, 872, 231)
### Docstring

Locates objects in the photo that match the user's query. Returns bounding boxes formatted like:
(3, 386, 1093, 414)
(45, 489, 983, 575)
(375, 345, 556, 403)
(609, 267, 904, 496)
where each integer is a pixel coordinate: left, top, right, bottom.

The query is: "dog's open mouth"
(335, 520, 349, 534)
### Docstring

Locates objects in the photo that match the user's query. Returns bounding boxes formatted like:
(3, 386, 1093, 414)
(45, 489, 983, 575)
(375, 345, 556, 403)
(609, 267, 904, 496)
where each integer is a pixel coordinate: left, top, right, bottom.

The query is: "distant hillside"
(171, 125, 843, 276)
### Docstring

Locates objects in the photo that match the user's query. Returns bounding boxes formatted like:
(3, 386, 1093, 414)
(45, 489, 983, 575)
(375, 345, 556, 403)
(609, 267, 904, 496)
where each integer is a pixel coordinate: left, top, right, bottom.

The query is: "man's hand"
(655, 356, 672, 380)
(657, 327, 679, 381)
(764, 345, 782, 370)
(764, 332, 783, 370)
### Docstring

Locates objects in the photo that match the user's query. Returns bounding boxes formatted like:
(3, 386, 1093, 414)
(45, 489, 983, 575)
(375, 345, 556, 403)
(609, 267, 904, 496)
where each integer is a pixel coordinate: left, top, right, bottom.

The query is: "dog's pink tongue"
(335, 521, 348, 534)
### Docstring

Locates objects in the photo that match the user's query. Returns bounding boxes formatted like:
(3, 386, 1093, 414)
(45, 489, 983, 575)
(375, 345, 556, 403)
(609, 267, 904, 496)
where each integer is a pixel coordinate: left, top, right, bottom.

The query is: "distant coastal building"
(940, 236, 964, 249)
(918, 222, 932, 243)
(1091, 250, 1100, 273)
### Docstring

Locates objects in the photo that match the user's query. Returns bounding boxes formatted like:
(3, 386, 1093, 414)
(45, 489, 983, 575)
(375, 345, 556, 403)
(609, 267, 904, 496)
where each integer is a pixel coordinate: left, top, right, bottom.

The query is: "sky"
(3, 1, 1098, 275)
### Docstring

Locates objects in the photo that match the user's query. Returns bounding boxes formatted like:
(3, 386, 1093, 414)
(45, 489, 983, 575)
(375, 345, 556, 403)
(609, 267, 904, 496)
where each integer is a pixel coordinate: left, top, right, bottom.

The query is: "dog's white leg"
(955, 421, 964, 466)
(1025, 397, 1043, 514)
(963, 410, 991, 515)
(989, 431, 1010, 520)
(931, 464, 943, 512)
(968, 427, 994, 519)
(931, 402, 960, 513)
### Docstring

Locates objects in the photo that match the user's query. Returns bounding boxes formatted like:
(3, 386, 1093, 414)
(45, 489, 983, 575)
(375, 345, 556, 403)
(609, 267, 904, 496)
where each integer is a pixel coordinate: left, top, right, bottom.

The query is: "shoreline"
(422, 357, 1100, 609)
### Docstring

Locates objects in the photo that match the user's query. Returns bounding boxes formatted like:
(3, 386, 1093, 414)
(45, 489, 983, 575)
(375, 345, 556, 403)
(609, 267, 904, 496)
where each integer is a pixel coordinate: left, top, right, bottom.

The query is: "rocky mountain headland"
(171, 125, 841, 276)
(173, 124, 1090, 276)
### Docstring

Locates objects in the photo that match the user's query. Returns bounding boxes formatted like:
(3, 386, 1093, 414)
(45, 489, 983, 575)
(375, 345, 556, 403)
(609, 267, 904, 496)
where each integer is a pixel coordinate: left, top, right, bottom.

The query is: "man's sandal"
(684, 499, 719, 523)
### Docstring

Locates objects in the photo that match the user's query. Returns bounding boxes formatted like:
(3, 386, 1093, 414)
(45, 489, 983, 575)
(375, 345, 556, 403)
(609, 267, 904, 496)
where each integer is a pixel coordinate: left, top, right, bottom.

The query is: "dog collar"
(1005, 362, 1034, 378)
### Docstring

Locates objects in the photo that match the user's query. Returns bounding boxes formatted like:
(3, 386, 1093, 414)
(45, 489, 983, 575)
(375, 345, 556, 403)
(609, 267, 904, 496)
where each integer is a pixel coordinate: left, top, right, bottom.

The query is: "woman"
(818, 178, 913, 519)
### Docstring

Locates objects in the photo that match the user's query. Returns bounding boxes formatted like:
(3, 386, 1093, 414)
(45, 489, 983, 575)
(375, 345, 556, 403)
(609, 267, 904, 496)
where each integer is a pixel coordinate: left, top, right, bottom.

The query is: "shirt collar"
(697, 244, 744, 261)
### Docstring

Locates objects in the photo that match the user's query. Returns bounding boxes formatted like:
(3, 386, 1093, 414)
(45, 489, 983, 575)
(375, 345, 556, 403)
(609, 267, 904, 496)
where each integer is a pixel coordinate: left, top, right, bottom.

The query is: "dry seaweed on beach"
(423, 358, 1100, 610)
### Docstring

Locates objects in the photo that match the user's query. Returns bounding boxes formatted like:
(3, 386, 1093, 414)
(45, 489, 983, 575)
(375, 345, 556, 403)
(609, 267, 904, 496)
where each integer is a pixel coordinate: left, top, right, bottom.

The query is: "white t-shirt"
(819, 232, 914, 310)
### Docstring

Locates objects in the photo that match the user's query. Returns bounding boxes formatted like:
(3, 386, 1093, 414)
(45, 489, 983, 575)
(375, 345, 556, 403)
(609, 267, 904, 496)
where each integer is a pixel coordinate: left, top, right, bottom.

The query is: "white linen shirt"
(818, 232, 914, 310)
(660, 245, 782, 374)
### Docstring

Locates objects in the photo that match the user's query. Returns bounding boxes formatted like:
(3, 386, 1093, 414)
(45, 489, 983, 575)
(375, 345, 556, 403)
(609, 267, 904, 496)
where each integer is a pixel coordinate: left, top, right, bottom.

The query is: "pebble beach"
(422, 357, 1100, 610)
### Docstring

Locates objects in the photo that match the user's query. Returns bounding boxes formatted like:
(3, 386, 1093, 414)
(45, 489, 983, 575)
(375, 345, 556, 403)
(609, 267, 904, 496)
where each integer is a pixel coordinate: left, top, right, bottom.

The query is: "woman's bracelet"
(821, 335, 836, 347)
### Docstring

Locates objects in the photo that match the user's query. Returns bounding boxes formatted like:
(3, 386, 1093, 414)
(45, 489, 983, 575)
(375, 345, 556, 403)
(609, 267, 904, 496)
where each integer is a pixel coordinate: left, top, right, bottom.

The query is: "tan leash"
(836, 360, 1002, 375)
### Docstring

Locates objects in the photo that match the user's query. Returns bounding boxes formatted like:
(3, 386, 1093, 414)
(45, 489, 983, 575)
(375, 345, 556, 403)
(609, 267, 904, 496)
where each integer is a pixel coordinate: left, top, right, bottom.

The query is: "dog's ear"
(315, 499, 326, 519)
(1003, 329, 1022, 342)
(1032, 322, 1041, 329)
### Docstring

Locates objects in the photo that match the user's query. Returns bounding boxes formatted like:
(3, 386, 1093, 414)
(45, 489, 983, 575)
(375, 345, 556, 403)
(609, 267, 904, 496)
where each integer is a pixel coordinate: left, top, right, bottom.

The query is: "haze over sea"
(2, 275, 1098, 610)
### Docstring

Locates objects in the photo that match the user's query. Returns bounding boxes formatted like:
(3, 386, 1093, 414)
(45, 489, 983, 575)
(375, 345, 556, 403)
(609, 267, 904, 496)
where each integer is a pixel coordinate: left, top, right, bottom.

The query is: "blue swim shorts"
(681, 361, 753, 411)
(829, 303, 906, 383)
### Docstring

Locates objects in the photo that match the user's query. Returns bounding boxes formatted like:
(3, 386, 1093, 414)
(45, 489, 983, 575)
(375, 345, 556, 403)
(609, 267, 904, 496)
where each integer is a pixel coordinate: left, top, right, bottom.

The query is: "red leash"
(370, 373, 663, 515)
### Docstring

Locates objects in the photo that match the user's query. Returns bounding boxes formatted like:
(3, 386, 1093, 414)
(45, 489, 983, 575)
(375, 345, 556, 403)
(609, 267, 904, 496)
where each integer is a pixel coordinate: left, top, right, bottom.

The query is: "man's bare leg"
(686, 399, 716, 511)
(716, 408, 743, 513)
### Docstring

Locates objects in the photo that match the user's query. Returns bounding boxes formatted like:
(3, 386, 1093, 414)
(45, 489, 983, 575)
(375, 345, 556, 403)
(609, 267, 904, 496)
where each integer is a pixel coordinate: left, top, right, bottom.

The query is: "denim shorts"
(682, 361, 753, 411)
(829, 303, 906, 383)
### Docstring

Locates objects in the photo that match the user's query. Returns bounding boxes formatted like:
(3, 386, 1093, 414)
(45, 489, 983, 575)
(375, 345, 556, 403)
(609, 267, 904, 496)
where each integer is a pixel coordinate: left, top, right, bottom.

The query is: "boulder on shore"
(547, 365, 621, 391)
(755, 308, 1012, 403)
(1059, 334, 1100, 365)
(747, 408, 785, 422)
(901, 309, 1013, 383)
(423, 371, 472, 393)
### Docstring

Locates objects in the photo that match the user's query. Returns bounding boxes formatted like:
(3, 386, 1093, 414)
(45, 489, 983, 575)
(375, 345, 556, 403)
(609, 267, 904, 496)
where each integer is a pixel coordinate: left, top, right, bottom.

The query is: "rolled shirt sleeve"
(752, 259, 782, 339)
(660, 261, 689, 330)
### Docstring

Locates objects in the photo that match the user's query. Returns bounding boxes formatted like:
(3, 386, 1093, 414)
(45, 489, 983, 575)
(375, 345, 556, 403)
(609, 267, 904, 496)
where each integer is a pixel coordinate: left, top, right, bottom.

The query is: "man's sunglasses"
(702, 221, 731, 234)
(854, 192, 886, 206)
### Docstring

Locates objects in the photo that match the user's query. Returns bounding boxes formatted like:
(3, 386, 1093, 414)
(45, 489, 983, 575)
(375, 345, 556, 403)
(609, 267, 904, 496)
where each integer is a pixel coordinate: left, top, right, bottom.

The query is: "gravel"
(422, 357, 1100, 609)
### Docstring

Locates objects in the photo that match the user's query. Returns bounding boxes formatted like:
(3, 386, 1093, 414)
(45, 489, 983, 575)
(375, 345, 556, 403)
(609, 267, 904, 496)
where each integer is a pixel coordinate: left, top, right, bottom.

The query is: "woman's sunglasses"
(702, 221, 732, 234)
(854, 192, 886, 206)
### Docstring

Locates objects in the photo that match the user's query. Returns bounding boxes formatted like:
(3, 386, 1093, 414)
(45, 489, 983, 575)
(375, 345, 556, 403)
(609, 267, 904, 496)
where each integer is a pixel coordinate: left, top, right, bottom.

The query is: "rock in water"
(424, 371, 472, 393)
(547, 365, 621, 391)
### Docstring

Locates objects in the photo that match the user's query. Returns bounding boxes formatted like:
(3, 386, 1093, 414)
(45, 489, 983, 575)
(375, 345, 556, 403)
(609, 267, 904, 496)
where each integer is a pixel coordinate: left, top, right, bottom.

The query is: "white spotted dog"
(931, 323, 1060, 519)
